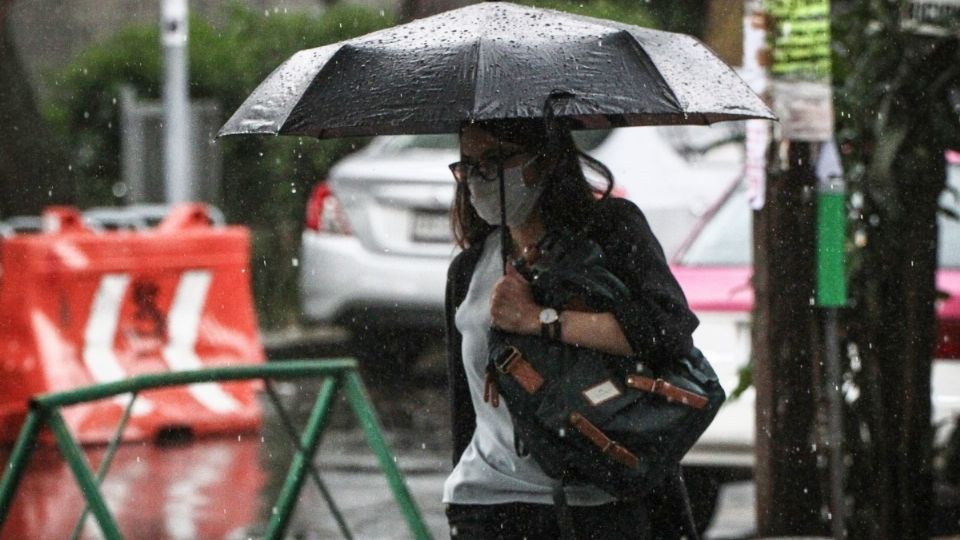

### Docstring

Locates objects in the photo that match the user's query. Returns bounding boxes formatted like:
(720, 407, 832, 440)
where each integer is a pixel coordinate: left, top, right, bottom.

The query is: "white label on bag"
(583, 380, 621, 406)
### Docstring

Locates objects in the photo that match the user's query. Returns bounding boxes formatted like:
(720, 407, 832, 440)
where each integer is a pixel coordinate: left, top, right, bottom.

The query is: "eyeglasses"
(449, 152, 538, 183)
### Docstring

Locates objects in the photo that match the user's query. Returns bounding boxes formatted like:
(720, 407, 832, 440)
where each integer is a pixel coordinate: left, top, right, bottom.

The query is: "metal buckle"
(495, 346, 521, 374)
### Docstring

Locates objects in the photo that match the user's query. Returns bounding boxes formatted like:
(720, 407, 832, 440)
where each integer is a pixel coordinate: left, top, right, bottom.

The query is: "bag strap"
(674, 467, 701, 540)
(568, 412, 640, 469)
(552, 484, 577, 540)
(624, 374, 709, 409)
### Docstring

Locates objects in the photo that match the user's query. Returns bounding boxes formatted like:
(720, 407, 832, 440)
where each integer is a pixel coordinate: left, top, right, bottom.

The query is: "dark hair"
(450, 118, 614, 249)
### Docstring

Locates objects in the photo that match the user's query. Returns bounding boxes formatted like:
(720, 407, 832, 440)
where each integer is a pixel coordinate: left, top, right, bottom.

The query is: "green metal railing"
(0, 359, 432, 540)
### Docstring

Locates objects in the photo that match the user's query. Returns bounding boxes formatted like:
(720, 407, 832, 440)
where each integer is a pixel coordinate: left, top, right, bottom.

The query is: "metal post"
(161, 0, 192, 203)
(69, 393, 140, 540)
(264, 381, 353, 539)
(817, 162, 847, 539)
(47, 410, 123, 540)
(264, 376, 340, 539)
(343, 371, 432, 540)
(0, 410, 43, 525)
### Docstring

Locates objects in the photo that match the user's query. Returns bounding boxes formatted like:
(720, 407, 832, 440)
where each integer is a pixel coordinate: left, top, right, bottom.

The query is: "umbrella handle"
(499, 138, 510, 274)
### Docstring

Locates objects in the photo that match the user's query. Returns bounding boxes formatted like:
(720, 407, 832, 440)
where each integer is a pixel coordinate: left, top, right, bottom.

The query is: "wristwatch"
(539, 308, 561, 340)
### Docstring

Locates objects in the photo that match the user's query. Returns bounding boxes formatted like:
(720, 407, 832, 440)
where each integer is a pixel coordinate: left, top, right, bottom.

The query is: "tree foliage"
(0, 5, 72, 217)
(517, 0, 655, 28)
(833, 2, 960, 537)
(43, 3, 394, 327)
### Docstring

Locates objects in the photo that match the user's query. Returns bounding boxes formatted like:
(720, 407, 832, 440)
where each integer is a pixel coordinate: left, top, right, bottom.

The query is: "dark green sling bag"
(486, 228, 726, 500)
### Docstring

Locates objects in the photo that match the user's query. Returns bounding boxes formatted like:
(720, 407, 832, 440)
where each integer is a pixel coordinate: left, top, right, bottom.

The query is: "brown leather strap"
(625, 374, 708, 409)
(483, 372, 500, 407)
(568, 412, 639, 469)
(496, 347, 544, 394)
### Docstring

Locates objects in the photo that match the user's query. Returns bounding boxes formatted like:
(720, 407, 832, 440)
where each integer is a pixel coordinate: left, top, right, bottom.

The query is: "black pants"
(446, 499, 650, 540)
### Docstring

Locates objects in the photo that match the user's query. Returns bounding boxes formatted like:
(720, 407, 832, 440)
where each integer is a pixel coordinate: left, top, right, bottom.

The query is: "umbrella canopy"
(219, 2, 774, 139)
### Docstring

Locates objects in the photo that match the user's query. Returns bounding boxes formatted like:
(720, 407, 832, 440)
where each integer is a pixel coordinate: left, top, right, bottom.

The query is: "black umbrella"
(218, 1, 774, 139)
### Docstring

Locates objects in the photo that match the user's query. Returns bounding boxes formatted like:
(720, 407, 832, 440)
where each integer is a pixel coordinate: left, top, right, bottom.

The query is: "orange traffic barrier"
(0, 204, 264, 443)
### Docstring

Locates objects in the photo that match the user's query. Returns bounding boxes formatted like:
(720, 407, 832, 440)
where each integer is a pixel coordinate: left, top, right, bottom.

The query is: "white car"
(299, 125, 745, 364)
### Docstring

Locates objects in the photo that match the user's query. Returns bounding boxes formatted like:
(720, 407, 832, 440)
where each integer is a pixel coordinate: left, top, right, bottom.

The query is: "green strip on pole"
(817, 192, 847, 306)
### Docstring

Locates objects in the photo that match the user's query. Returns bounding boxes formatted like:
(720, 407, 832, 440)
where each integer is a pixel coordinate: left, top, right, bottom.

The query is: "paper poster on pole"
(773, 80, 834, 141)
(766, 0, 834, 142)
(743, 1, 770, 209)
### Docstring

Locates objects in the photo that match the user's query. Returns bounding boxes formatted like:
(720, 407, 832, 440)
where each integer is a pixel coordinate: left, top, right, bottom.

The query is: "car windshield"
(677, 186, 752, 267)
(679, 164, 960, 269)
(941, 161, 960, 268)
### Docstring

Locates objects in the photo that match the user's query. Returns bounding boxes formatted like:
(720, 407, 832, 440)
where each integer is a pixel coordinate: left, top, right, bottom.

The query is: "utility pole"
(749, 0, 834, 535)
(161, 0, 192, 204)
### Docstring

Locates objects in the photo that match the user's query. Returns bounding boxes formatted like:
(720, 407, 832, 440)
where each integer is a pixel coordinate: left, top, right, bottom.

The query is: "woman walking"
(442, 117, 699, 539)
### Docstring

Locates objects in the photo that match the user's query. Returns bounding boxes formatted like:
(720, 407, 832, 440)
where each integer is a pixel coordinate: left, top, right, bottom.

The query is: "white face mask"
(467, 158, 545, 227)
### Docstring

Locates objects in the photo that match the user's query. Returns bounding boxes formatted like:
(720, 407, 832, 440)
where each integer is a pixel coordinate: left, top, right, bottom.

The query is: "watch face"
(539, 308, 558, 324)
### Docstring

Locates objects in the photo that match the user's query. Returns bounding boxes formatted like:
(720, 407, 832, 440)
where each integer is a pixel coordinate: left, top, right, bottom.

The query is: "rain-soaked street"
(0, 336, 756, 540)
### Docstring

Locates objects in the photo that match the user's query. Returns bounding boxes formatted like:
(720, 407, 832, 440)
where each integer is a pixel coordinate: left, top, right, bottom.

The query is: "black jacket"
(444, 197, 699, 466)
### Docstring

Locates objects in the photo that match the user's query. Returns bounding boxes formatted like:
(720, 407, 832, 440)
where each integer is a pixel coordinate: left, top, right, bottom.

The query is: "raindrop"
(292, 257, 299, 267)
(112, 182, 129, 198)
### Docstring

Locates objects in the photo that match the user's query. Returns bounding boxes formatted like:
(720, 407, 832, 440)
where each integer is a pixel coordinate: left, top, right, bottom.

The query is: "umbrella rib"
(278, 42, 353, 137)
(619, 29, 685, 115)
(467, 21, 486, 126)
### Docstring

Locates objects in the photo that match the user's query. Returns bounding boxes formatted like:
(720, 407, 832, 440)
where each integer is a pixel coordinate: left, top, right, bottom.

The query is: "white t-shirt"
(442, 232, 614, 506)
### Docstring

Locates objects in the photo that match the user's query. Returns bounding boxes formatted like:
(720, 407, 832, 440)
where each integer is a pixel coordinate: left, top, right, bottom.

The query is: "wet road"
(0, 336, 756, 539)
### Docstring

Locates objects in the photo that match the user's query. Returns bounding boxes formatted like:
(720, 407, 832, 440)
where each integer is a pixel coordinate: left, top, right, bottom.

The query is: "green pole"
(47, 410, 123, 539)
(817, 178, 847, 306)
(0, 409, 43, 528)
(817, 167, 847, 540)
(343, 371, 432, 540)
(264, 376, 340, 539)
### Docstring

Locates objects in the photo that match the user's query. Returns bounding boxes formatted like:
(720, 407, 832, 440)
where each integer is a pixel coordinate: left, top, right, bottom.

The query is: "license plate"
(412, 211, 452, 243)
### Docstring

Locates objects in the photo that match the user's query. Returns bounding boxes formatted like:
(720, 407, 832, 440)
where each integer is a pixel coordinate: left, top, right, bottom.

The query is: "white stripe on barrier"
(162, 270, 242, 414)
(83, 274, 153, 416)
(52, 241, 90, 270)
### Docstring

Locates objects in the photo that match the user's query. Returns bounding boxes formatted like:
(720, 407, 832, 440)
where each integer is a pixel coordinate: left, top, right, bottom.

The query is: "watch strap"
(541, 313, 562, 340)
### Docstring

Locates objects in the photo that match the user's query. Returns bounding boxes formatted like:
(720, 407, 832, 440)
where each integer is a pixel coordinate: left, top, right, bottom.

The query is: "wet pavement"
(0, 334, 757, 539)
